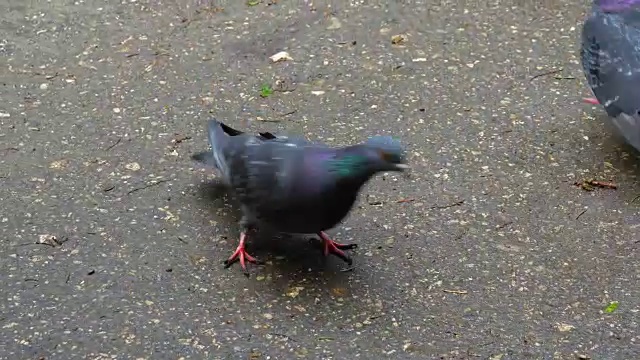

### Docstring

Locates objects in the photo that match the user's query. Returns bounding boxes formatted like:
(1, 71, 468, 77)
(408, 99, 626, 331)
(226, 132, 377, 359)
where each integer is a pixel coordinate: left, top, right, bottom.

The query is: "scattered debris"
(260, 84, 273, 98)
(574, 179, 617, 191)
(443, 289, 468, 295)
(125, 162, 141, 171)
(201, 96, 215, 105)
(280, 109, 297, 117)
(171, 134, 191, 145)
(273, 77, 297, 92)
(102, 184, 115, 192)
(397, 198, 415, 203)
(327, 16, 342, 30)
(311, 90, 325, 96)
(554, 75, 575, 80)
(286, 286, 304, 298)
(496, 221, 512, 229)
(530, 68, 563, 82)
(340, 266, 355, 272)
(158, 207, 178, 222)
(247, 0, 261, 5)
(127, 179, 170, 194)
(49, 159, 68, 170)
(255, 116, 280, 123)
(430, 199, 464, 210)
(38, 234, 67, 247)
(604, 301, 619, 313)
(575, 208, 588, 220)
(331, 287, 347, 297)
(269, 51, 293, 63)
(104, 137, 122, 151)
(391, 34, 408, 45)
(555, 323, 575, 332)
(268, 332, 294, 341)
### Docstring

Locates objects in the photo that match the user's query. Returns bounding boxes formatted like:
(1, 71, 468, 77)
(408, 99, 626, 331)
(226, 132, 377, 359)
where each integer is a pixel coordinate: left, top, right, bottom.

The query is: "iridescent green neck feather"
(327, 154, 369, 177)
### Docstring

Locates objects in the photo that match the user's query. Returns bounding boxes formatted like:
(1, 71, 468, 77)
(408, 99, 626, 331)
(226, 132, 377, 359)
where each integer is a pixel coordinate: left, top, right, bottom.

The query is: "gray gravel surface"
(1, 0, 639, 359)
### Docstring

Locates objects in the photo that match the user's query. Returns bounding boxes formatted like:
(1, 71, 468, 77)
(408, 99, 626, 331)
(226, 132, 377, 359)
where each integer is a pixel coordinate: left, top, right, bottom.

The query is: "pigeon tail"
(206, 119, 235, 177)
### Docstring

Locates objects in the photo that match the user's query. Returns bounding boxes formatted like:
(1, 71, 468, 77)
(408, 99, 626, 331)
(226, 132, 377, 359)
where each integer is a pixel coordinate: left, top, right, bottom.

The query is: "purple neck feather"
(597, 0, 640, 11)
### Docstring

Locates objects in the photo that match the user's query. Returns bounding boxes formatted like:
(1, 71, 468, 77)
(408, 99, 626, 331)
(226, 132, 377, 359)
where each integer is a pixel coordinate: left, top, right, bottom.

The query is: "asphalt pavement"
(1, 0, 638, 359)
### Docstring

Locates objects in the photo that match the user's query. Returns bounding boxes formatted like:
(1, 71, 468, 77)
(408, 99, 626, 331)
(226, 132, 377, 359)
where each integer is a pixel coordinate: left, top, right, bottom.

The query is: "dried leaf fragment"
(555, 323, 575, 332)
(125, 162, 141, 171)
(391, 34, 408, 45)
(286, 286, 304, 298)
(269, 51, 293, 63)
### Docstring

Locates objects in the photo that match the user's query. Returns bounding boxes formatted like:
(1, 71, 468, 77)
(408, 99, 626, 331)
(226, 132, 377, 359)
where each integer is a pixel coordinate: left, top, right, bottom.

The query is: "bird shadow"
(595, 114, 640, 176)
(193, 181, 358, 281)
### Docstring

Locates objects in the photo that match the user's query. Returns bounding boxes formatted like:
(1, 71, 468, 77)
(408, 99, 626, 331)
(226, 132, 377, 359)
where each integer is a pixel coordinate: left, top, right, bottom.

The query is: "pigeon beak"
(393, 163, 410, 171)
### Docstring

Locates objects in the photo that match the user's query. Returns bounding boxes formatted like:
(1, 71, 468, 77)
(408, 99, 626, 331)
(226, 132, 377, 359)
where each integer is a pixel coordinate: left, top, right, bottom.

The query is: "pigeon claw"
(583, 97, 600, 105)
(223, 232, 261, 274)
(318, 231, 358, 265)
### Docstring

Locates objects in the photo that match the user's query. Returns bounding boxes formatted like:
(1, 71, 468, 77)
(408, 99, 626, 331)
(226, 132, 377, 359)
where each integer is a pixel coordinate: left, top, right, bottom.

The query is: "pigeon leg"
(318, 231, 358, 265)
(583, 97, 599, 105)
(223, 232, 261, 274)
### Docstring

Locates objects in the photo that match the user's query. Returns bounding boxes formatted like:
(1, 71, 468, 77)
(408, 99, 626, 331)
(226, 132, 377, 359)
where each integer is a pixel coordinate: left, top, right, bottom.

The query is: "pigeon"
(192, 119, 409, 274)
(580, 0, 640, 151)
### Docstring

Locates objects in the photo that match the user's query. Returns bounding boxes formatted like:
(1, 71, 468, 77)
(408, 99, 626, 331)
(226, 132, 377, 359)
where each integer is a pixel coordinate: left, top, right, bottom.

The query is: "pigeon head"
(327, 136, 408, 179)
(364, 135, 408, 171)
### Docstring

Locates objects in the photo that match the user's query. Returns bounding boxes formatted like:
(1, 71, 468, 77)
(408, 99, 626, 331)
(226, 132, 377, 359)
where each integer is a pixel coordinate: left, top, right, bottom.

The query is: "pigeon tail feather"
(207, 119, 238, 177)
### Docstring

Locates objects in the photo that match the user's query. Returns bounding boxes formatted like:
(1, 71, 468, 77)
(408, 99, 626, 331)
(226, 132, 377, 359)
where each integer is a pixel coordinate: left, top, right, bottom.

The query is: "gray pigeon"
(192, 119, 408, 274)
(581, 0, 640, 151)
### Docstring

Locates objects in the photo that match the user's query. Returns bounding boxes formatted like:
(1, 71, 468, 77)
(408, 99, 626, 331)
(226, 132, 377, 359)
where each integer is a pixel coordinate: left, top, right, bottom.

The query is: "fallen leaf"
(604, 301, 619, 313)
(269, 51, 293, 62)
(260, 84, 273, 98)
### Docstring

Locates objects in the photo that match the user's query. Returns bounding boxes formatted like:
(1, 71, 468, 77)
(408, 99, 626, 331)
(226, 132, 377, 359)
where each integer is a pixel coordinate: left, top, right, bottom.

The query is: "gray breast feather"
(581, 9, 640, 117)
